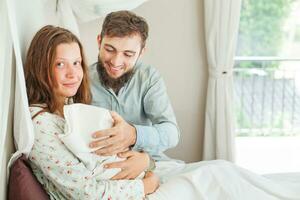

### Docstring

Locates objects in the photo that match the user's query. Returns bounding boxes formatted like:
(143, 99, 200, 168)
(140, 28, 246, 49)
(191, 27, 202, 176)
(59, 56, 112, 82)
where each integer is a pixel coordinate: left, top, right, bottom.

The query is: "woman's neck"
(55, 97, 67, 117)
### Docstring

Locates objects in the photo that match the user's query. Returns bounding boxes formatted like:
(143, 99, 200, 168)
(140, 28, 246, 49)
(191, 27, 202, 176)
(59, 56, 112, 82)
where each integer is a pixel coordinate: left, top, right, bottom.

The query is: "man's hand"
(105, 151, 150, 180)
(89, 111, 137, 156)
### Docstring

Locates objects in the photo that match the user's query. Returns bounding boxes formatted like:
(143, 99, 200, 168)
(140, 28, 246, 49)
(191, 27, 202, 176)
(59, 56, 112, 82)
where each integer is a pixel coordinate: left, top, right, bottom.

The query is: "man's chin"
(107, 73, 119, 79)
(106, 70, 123, 79)
(97, 61, 134, 91)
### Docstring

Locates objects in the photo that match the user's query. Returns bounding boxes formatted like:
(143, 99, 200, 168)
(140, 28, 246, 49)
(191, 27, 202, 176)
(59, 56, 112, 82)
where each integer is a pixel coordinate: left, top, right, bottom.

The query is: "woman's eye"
(56, 62, 64, 68)
(74, 61, 81, 66)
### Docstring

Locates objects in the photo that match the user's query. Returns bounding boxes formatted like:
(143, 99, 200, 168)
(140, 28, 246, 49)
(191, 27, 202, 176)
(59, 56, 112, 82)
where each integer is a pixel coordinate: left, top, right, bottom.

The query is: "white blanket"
(59, 104, 300, 199)
(148, 160, 300, 200)
(60, 103, 125, 180)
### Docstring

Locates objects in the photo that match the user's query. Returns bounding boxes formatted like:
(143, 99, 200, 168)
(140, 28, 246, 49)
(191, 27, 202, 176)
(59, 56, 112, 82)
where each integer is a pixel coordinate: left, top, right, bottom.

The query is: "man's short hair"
(101, 10, 149, 48)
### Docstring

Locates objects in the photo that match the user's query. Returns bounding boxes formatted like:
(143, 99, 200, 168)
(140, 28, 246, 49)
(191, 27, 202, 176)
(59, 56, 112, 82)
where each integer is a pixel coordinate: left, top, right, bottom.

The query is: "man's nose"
(110, 54, 123, 66)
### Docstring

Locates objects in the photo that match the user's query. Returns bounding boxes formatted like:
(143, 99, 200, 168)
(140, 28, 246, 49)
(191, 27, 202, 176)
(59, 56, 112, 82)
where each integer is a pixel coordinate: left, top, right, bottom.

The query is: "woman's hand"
(142, 172, 160, 195)
(105, 150, 150, 180)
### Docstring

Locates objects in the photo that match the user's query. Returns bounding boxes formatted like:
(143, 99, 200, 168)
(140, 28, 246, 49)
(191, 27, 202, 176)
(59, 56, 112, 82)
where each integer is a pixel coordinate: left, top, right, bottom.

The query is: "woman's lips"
(63, 82, 78, 88)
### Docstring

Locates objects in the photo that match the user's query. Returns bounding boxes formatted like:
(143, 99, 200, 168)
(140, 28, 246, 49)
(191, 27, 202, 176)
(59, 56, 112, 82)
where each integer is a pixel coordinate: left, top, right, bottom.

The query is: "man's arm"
(132, 69, 180, 155)
(90, 68, 180, 156)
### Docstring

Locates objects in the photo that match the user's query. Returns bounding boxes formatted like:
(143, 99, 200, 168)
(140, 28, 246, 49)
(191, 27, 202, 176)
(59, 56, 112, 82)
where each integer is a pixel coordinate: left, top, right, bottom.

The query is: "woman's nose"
(66, 64, 75, 77)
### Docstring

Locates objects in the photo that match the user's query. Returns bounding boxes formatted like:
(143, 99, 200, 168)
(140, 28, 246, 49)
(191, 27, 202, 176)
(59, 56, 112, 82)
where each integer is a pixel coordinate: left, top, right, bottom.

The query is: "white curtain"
(203, 0, 242, 161)
(0, 0, 12, 159)
(2, 0, 148, 169)
(0, 1, 15, 197)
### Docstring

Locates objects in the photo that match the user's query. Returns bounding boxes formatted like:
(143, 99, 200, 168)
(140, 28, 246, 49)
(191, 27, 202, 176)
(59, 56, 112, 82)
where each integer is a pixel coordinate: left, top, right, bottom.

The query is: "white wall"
(79, 0, 208, 162)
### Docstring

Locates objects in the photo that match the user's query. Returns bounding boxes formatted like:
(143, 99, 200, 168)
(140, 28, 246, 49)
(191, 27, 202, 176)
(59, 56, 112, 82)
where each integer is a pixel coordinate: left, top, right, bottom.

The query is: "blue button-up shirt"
(89, 62, 180, 160)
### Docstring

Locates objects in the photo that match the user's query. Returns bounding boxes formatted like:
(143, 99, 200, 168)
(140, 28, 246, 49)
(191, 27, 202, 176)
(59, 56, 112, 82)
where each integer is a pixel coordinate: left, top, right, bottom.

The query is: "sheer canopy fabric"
(70, 0, 148, 23)
(203, 0, 241, 161)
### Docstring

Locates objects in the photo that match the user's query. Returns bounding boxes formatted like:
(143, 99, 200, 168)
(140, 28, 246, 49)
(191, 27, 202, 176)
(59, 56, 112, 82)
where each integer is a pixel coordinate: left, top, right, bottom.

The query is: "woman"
(25, 25, 159, 200)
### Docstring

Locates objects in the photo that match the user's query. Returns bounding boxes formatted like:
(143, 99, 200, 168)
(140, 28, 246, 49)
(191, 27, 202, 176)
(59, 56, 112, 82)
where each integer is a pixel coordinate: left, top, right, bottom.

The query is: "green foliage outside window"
(236, 0, 295, 68)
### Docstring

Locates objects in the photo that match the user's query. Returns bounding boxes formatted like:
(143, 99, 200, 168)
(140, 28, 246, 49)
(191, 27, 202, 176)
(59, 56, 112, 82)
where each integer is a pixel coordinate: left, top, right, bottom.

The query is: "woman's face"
(53, 42, 83, 98)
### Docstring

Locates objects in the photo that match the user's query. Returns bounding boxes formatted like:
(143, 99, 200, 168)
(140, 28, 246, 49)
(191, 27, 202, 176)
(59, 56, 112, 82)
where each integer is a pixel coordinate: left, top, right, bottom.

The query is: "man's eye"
(105, 48, 114, 52)
(124, 53, 134, 57)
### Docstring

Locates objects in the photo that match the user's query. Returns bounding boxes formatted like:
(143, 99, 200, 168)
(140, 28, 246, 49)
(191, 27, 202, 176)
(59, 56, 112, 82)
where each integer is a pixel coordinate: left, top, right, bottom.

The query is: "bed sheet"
(147, 160, 300, 200)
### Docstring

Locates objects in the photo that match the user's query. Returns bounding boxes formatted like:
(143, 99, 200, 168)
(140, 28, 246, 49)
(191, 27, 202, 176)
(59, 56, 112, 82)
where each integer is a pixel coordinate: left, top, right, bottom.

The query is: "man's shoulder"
(135, 62, 156, 72)
(134, 62, 160, 81)
(88, 62, 101, 84)
(88, 62, 98, 74)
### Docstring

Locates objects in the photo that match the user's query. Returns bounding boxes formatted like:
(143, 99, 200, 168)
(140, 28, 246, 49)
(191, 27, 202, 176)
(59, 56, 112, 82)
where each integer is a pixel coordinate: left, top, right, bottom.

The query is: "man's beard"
(96, 59, 135, 94)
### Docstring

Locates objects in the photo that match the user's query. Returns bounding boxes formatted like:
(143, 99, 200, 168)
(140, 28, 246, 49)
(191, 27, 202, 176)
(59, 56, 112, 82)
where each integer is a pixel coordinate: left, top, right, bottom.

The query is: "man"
(89, 10, 180, 164)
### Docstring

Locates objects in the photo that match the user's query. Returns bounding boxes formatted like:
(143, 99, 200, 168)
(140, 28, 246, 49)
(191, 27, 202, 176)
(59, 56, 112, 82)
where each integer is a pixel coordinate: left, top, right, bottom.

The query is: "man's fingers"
(105, 160, 126, 169)
(117, 150, 134, 158)
(111, 170, 130, 180)
(124, 174, 134, 180)
(125, 172, 140, 180)
(120, 147, 130, 153)
(110, 111, 123, 124)
(92, 128, 115, 139)
(105, 146, 127, 156)
(94, 144, 123, 156)
(89, 136, 117, 149)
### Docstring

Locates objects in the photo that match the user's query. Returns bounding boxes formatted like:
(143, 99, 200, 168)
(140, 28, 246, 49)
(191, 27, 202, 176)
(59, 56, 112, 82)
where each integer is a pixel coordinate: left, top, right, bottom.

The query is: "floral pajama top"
(28, 106, 145, 200)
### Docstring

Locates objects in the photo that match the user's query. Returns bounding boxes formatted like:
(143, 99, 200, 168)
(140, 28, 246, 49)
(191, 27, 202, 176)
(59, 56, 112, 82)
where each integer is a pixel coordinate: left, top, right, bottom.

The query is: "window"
(234, 0, 300, 173)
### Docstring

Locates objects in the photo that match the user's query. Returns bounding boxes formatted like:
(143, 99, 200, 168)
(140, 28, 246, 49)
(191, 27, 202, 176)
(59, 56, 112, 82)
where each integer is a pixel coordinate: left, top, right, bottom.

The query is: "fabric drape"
(6, 0, 61, 170)
(203, 0, 241, 161)
(0, 0, 14, 168)
(70, 0, 148, 23)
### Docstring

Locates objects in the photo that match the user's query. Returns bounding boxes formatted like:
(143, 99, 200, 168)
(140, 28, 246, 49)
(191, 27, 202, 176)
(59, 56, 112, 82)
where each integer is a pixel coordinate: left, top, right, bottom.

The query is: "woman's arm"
(29, 110, 146, 200)
(143, 171, 160, 195)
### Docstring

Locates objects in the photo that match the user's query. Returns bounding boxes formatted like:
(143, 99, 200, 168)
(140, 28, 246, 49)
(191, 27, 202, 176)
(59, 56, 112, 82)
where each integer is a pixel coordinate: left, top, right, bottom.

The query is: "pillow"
(8, 154, 49, 200)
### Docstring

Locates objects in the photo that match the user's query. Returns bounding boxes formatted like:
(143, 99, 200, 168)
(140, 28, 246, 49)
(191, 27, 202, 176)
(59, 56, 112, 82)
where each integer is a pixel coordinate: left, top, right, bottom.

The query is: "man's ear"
(97, 35, 102, 49)
(139, 47, 146, 57)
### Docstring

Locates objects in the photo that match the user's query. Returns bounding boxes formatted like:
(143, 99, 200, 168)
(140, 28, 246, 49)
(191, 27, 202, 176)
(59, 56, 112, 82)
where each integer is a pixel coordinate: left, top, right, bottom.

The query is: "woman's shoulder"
(29, 104, 48, 119)
(29, 105, 65, 134)
(29, 104, 62, 123)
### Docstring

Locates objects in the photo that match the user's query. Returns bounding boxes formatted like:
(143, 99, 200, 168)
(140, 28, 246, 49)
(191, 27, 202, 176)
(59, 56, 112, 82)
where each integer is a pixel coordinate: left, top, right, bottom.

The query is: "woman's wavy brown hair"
(25, 25, 91, 114)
